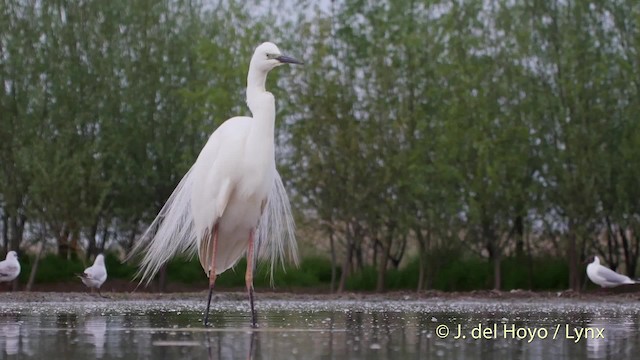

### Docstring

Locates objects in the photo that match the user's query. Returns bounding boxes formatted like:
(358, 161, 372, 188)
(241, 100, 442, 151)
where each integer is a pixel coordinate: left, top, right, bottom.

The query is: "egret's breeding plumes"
(78, 254, 108, 296)
(0, 251, 20, 284)
(585, 255, 637, 288)
(130, 42, 301, 326)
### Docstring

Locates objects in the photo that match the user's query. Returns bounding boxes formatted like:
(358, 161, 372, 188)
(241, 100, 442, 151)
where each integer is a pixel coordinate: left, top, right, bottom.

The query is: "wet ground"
(1, 291, 639, 359)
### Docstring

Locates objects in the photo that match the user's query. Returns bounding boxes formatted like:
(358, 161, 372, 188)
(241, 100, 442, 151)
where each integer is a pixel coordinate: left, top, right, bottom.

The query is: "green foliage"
(2, 0, 640, 293)
(19, 255, 85, 283)
(344, 256, 569, 292)
(160, 255, 336, 289)
(430, 258, 493, 292)
(104, 253, 137, 280)
(345, 266, 378, 291)
(166, 257, 207, 285)
(14, 252, 570, 291)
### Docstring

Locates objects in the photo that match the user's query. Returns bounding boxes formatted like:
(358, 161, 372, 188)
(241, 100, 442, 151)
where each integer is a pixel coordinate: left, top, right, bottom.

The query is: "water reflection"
(1, 321, 20, 355)
(84, 317, 107, 358)
(1, 300, 639, 359)
(205, 331, 256, 360)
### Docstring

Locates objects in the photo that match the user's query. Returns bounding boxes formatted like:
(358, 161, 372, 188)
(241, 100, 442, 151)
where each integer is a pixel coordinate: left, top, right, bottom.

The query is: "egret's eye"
(266, 53, 278, 60)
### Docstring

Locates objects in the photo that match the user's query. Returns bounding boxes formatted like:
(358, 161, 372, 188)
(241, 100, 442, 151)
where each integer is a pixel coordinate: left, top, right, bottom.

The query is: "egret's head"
(6, 251, 18, 260)
(95, 254, 105, 265)
(251, 42, 303, 73)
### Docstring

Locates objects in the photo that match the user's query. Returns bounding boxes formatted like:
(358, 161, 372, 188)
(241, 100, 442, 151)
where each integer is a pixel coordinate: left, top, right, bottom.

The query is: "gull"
(78, 254, 108, 296)
(0, 251, 20, 284)
(585, 255, 637, 288)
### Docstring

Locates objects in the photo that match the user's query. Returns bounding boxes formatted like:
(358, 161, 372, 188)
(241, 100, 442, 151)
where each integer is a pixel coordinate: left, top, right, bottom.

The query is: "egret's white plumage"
(130, 42, 301, 325)
(79, 254, 108, 292)
(586, 255, 637, 288)
(0, 251, 20, 283)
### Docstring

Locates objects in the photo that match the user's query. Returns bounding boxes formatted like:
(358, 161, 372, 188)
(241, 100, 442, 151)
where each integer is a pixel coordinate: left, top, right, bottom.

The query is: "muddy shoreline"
(1, 287, 640, 303)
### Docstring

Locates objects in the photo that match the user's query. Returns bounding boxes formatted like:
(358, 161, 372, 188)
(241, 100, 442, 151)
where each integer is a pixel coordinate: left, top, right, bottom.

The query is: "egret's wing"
(255, 170, 299, 281)
(197, 177, 233, 274)
(596, 266, 633, 284)
(128, 166, 198, 285)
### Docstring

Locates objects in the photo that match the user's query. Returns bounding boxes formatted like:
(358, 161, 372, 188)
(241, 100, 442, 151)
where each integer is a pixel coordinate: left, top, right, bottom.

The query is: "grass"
(15, 251, 569, 291)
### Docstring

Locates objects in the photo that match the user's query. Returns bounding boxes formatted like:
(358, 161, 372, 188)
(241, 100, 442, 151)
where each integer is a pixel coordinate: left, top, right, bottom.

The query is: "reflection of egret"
(1, 322, 20, 355)
(205, 331, 257, 360)
(84, 317, 107, 358)
(131, 42, 302, 326)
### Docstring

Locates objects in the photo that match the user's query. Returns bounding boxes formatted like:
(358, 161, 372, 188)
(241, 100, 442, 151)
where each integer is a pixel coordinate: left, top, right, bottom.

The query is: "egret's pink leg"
(246, 229, 257, 327)
(204, 224, 219, 326)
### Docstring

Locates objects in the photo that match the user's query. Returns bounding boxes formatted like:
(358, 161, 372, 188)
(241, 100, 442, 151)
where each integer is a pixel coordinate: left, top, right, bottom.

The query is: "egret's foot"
(250, 311, 258, 328)
(203, 285, 215, 326)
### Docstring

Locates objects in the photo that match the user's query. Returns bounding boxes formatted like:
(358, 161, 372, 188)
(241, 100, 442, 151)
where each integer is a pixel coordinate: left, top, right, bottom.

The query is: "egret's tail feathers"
(256, 171, 299, 283)
(128, 167, 198, 285)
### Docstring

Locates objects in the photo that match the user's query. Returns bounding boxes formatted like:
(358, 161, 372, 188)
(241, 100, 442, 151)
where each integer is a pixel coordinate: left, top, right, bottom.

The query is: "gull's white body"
(0, 251, 20, 282)
(586, 256, 636, 288)
(132, 42, 299, 285)
(80, 254, 108, 289)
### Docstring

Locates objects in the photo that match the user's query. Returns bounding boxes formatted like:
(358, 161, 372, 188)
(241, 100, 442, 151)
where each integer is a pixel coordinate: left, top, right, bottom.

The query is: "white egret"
(585, 255, 637, 288)
(130, 42, 301, 326)
(0, 251, 20, 284)
(78, 253, 108, 296)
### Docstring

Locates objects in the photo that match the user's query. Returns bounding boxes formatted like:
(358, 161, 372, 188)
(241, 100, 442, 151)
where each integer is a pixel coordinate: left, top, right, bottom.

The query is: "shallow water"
(1, 298, 639, 359)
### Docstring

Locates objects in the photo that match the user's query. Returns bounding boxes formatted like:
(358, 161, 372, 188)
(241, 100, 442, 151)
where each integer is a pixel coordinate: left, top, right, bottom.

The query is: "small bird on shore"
(78, 254, 108, 296)
(0, 251, 21, 284)
(585, 255, 637, 288)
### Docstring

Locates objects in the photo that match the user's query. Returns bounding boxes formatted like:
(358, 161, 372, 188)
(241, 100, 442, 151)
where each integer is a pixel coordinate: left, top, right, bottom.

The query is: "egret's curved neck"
(246, 63, 276, 153)
(247, 63, 268, 94)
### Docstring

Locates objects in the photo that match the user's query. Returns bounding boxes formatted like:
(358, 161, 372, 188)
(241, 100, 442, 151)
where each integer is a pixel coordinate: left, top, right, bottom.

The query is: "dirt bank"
(1, 286, 640, 303)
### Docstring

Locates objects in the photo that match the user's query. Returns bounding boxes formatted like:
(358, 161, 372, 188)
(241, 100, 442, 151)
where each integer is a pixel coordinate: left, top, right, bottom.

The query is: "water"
(1, 297, 639, 359)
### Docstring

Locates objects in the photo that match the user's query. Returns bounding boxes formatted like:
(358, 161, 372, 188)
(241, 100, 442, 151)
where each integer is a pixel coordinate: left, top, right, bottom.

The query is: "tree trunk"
(620, 226, 637, 277)
(9, 213, 26, 252)
(514, 215, 524, 259)
(126, 223, 138, 253)
(604, 216, 618, 271)
(416, 229, 426, 292)
(337, 241, 353, 293)
(26, 240, 46, 292)
(99, 225, 110, 253)
(375, 236, 391, 293)
(58, 224, 70, 257)
(493, 253, 501, 290)
(372, 239, 379, 268)
(329, 231, 337, 293)
(86, 220, 99, 262)
(483, 218, 500, 290)
(156, 264, 167, 292)
(525, 231, 534, 290)
(568, 232, 580, 291)
(1, 213, 8, 253)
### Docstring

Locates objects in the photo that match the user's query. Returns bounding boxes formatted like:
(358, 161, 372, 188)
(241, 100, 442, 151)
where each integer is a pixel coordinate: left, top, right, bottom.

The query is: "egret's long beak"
(276, 55, 303, 65)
